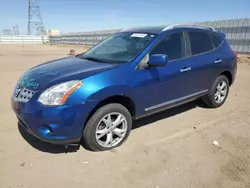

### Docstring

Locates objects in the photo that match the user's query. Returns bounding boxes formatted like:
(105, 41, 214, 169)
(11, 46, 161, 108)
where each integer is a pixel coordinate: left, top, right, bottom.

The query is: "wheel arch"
(84, 95, 136, 128)
(219, 71, 233, 86)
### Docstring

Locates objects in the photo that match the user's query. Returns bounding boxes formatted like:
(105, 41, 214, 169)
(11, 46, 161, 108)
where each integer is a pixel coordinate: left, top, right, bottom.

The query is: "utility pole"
(13, 25, 20, 35)
(28, 0, 44, 35)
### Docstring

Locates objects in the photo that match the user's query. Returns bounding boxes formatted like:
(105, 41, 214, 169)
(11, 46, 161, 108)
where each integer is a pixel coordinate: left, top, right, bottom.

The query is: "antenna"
(28, 0, 44, 35)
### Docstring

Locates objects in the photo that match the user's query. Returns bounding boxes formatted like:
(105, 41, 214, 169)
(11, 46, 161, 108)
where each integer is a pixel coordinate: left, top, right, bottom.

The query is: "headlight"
(38, 80, 83, 106)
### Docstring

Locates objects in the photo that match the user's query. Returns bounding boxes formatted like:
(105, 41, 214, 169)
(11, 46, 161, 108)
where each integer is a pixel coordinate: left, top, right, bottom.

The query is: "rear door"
(185, 30, 222, 93)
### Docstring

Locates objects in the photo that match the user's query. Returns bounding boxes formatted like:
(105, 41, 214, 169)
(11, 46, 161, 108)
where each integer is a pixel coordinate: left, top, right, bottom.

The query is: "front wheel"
(82, 103, 132, 151)
(202, 75, 230, 108)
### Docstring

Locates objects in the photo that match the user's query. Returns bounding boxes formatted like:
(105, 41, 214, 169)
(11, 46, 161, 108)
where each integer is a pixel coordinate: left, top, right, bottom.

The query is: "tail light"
(232, 50, 238, 58)
(232, 50, 238, 63)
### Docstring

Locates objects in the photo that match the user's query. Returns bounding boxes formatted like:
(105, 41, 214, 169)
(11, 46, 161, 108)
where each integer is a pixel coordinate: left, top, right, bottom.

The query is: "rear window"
(188, 31, 213, 55)
(211, 34, 223, 48)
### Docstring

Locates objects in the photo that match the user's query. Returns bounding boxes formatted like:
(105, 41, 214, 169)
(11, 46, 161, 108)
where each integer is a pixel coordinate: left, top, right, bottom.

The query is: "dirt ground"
(0, 44, 250, 188)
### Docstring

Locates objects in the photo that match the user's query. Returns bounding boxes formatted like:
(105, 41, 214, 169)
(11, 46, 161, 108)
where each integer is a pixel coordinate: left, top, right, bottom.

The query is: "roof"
(120, 26, 167, 34)
(120, 24, 216, 34)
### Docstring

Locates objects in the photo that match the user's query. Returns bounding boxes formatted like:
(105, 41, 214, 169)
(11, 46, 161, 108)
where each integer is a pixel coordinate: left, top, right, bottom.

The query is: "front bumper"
(11, 98, 97, 145)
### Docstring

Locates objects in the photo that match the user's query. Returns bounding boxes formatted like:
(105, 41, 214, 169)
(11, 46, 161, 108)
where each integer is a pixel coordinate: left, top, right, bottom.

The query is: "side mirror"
(148, 54, 168, 67)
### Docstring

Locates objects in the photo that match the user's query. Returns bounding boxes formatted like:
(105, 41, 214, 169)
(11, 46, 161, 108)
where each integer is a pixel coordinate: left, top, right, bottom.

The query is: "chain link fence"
(50, 18, 250, 53)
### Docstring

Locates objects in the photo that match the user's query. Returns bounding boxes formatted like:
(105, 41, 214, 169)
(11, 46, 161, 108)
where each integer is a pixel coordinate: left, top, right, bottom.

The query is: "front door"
(133, 32, 195, 116)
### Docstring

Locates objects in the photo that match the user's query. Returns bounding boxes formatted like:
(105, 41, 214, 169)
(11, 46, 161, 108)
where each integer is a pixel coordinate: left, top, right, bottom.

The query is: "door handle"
(180, 67, 191, 72)
(214, 59, 222, 64)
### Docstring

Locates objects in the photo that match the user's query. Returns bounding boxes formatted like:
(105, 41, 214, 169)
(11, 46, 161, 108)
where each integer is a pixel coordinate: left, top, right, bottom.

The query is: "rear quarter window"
(211, 34, 223, 48)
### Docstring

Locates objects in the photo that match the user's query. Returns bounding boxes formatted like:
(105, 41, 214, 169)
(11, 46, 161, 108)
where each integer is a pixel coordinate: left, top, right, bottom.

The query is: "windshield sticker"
(130, 33, 148, 38)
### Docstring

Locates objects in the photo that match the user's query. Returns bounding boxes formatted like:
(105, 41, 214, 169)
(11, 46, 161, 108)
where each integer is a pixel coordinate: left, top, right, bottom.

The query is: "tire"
(202, 75, 229, 108)
(82, 103, 132, 151)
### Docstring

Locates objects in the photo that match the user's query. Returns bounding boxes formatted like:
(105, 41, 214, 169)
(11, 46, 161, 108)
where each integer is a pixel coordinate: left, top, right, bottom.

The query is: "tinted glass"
(189, 31, 213, 55)
(150, 32, 183, 61)
(211, 34, 223, 48)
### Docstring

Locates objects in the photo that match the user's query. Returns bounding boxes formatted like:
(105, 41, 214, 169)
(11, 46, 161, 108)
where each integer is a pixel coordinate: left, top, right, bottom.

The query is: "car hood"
(19, 56, 117, 91)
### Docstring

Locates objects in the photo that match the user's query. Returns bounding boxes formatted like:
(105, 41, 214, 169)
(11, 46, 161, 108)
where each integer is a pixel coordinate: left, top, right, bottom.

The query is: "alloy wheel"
(95, 112, 128, 148)
(214, 80, 227, 103)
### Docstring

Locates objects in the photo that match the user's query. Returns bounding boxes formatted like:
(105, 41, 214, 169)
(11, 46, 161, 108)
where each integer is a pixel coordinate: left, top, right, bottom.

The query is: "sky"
(0, 0, 250, 34)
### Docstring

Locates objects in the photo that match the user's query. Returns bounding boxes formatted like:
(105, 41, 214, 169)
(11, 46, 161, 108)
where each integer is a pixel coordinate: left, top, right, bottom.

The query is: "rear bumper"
(231, 62, 237, 85)
(12, 99, 97, 145)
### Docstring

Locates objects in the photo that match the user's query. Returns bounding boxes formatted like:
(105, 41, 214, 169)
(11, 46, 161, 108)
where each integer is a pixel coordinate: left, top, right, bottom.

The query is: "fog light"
(40, 125, 53, 136)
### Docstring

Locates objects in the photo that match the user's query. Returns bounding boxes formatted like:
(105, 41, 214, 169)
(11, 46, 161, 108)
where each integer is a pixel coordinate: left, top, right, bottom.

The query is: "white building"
(44, 30, 60, 36)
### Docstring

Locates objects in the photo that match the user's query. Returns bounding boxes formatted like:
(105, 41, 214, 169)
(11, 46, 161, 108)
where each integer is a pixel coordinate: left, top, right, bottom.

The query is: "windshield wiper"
(81, 56, 107, 63)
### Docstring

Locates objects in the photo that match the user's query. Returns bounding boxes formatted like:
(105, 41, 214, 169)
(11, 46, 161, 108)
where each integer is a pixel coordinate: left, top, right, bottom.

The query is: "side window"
(188, 31, 213, 55)
(150, 32, 184, 61)
(211, 34, 223, 48)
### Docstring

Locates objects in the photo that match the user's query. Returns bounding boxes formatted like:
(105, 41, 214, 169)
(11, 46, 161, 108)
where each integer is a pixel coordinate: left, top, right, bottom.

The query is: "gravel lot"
(0, 44, 250, 188)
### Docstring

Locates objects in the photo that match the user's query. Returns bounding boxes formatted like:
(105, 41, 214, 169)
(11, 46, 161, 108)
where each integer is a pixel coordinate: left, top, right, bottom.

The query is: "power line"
(28, 0, 44, 35)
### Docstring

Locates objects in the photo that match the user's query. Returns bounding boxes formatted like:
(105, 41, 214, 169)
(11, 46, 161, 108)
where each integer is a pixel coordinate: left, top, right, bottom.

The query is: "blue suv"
(11, 25, 237, 151)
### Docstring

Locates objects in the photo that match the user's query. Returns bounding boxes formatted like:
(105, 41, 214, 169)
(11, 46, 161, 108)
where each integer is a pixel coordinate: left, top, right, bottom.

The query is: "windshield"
(78, 32, 156, 64)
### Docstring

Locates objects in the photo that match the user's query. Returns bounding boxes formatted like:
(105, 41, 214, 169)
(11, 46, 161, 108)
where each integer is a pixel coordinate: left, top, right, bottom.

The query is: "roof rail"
(162, 24, 216, 32)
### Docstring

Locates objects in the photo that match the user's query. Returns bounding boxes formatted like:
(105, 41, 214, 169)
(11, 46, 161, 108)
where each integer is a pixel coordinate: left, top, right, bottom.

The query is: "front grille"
(13, 85, 35, 103)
